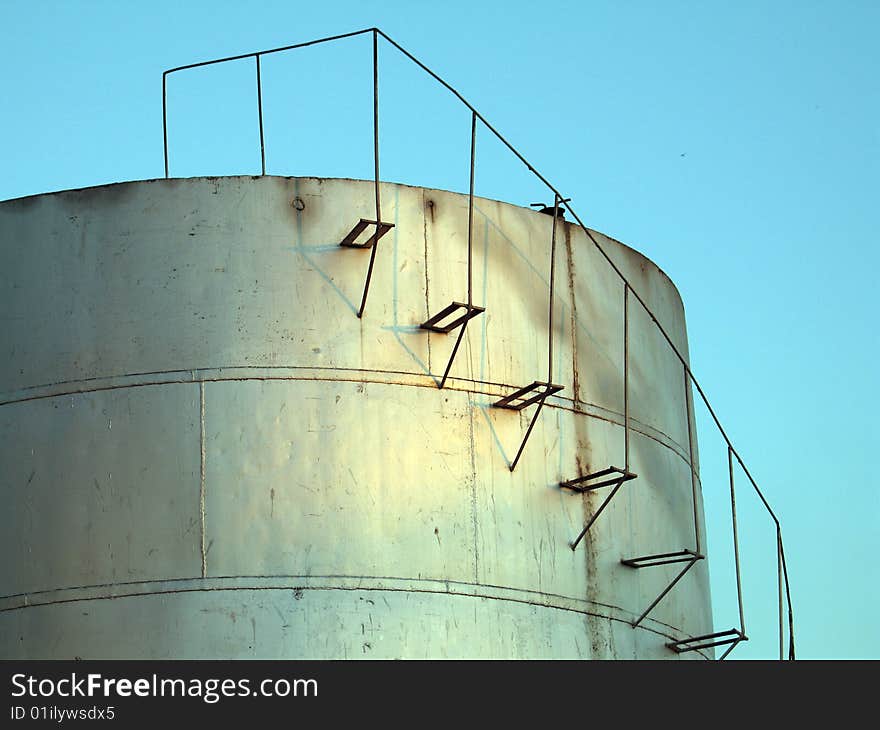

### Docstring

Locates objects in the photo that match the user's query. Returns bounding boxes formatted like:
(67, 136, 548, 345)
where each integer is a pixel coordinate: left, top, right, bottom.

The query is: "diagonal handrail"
(162, 26, 795, 660)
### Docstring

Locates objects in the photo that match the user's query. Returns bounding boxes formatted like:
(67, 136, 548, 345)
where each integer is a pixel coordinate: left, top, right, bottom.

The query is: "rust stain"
(574, 436, 604, 657)
(564, 224, 581, 403)
(423, 190, 432, 372)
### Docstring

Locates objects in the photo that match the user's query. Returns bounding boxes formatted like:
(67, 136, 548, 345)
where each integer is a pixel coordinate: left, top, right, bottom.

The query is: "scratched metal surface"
(0, 176, 712, 658)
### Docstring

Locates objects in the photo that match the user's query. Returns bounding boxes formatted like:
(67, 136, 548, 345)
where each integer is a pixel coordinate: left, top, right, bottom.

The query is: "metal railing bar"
(547, 194, 560, 384)
(779, 532, 796, 659)
(163, 28, 376, 179)
(718, 637, 742, 661)
(164, 28, 375, 76)
(777, 530, 784, 660)
(374, 30, 562, 200)
(509, 399, 545, 473)
(372, 29, 381, 227)
(162, 73, 169, 178)
(439, 322, 468, 390)
(631, 557, 700, 628)
(256, 55, 266, 176)
(569, 480, 623, 551)
(684, 367, 701, 555)
(356, 30, 382, 319)
(468, 111, 476, 308)
(624, 282, 630, 471)
(728, 446, 746, 636)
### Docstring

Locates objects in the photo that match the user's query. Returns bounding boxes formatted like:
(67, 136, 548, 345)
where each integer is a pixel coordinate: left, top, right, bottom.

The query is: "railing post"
(256, 54, 266, 176)
(684, 366, 701, 555)
(624, 283, 630, 471)
(547, 193, 560, 385)
(372, 29, 380, 227)
(778, 528, 784, 660)
(162, 72, 169, 178)
(436, 110, 478, 390)
(729, 446, 746, 636)
(467, 111, 476, 309)
(357, 29, 382, 319)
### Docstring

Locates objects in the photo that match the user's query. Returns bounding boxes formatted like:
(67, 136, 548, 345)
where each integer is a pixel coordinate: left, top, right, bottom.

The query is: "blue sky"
(2, 1, 877, 659)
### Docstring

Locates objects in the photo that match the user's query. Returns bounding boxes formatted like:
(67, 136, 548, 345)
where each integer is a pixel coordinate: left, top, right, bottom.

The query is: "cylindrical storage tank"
(0, 176, 711, 659)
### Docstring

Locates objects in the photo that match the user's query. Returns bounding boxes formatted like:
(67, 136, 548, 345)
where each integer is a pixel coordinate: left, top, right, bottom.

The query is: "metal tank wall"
(0, 176, 712, 659)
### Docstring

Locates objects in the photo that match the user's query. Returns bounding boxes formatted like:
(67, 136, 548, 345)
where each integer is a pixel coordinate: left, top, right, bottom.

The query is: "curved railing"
(161, 27, 794, 660)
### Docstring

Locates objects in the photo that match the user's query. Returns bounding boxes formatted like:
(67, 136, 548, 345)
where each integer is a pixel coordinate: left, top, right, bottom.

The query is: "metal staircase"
(162, 27, 795, 660)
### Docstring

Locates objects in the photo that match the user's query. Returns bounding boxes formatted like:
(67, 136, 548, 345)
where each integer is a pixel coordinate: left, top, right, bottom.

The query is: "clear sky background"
(2, 0, 876, 659)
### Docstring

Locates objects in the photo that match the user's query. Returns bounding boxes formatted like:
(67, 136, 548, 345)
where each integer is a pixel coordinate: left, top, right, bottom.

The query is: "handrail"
(162, 27, 795, 659)
(162, 28, 377, 178)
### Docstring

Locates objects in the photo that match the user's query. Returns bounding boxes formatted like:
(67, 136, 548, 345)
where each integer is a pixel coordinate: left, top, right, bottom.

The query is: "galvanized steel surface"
(0, 176, 712, 658)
